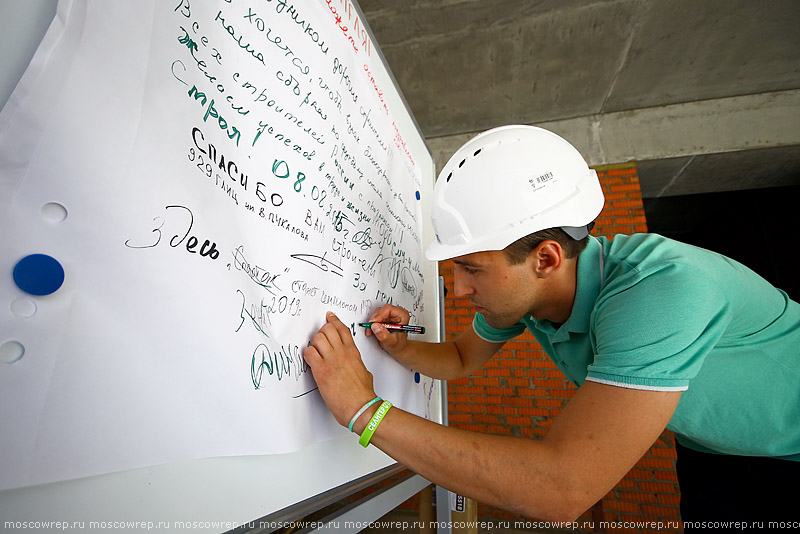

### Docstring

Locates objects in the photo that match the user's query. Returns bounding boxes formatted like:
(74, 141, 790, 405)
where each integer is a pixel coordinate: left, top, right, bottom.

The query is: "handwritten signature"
(231, 245, 283, 294)
(290, 252, 344, 277)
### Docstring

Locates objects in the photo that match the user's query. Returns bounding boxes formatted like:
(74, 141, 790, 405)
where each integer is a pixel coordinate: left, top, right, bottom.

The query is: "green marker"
(359, 322, 426, 334)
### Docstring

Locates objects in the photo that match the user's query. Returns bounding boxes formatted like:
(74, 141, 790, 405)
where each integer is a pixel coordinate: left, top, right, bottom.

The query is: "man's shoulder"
(600, 233, 714, 290)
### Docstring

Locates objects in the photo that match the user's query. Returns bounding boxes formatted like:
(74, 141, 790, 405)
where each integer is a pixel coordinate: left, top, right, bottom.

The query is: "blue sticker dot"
(415, 191, 421, 200)
(414, 372, 421, 384)
(13, 254, 65, 296)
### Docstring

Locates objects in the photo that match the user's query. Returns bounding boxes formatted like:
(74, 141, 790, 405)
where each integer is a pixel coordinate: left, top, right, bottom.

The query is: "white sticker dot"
(10, 298, 37, 318)
(0, 341, 25, 364)
(41, 202, 68, 223)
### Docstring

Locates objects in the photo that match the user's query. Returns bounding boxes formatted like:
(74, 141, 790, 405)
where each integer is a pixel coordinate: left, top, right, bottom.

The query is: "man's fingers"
(371, 322, 405, 346)
(371, 322, 390, 341)
(309, 329, 334, 358)
(367, 304, 389, 323)
(364, 304, 412, 340)
(368, 304, 410, 325)
(304, 312, 377, 428)
(303, 345, 323, 366)
(325, 311, 356, 348)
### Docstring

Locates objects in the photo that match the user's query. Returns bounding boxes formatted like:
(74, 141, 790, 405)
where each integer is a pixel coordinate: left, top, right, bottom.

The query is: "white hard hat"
(425, 125, 605, 261)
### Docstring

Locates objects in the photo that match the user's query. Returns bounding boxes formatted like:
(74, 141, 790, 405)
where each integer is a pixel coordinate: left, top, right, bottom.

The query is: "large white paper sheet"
(0, 0, 438, 491)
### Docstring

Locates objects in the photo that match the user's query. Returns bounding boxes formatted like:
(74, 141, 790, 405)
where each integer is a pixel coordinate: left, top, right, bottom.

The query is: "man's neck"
(537, 258, 579, 324)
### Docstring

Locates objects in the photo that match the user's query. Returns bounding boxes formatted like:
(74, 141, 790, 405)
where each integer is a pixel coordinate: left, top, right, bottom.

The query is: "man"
(304, 125, 800, 523)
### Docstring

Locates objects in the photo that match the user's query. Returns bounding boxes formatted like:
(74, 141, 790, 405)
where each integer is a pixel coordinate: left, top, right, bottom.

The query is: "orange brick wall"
(439, 163, 684, 532)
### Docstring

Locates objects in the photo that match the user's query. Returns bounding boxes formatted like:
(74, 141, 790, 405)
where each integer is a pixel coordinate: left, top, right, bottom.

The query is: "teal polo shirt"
(474, 234, 800, 460)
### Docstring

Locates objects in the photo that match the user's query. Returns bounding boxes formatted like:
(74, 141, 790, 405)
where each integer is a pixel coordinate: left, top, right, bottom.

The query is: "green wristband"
(358, 400, 392, 448)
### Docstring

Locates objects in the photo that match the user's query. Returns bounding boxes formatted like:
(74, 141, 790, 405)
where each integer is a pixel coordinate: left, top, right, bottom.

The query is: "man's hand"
(364, 303, 504, 381)
(304, 312, 377, 428)
(364, 304, 412, 358)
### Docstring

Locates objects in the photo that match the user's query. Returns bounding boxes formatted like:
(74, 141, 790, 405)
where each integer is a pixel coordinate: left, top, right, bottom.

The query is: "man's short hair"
(503, 228, 590, 264)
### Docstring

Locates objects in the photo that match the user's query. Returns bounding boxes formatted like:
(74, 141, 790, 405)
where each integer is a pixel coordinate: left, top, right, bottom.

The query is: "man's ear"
(530, 240, 564, 277)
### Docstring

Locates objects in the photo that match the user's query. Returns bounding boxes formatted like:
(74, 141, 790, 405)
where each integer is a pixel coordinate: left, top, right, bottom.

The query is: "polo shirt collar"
(525, 236, 603, 340)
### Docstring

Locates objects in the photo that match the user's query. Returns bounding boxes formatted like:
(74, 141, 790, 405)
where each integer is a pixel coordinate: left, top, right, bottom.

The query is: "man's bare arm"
(366, 380, 680, 520)
(305, 312, 681, 521)
(364, 304, 504, 380)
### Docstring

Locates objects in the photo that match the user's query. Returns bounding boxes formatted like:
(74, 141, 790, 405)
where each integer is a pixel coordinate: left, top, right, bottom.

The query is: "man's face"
(452, 250, 540, 329)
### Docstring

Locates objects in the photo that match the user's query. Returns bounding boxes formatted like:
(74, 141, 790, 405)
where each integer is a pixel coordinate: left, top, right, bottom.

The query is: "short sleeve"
(472, 312, 527, 343)
(586, 262, 732, 392)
